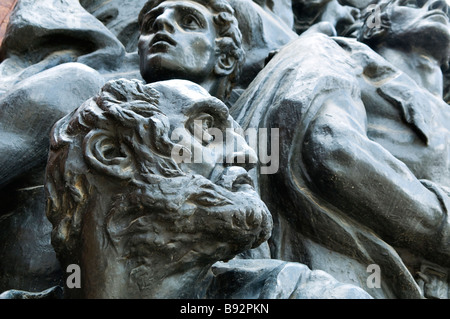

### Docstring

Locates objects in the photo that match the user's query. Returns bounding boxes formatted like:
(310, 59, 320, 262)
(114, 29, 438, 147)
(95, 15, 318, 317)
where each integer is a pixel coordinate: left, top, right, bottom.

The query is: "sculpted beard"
(104, 173, 273, 266)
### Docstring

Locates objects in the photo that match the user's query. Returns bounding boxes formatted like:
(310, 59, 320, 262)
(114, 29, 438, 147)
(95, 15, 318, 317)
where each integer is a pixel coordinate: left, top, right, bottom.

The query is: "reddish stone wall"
(0, 0, 17, 46)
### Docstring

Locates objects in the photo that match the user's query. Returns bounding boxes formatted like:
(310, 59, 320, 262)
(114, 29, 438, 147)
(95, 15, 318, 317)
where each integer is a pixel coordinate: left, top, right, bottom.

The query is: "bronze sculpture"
(231, 0, 450, 298)
(0, 0, 448, 299)
(42, 77, 370, 298)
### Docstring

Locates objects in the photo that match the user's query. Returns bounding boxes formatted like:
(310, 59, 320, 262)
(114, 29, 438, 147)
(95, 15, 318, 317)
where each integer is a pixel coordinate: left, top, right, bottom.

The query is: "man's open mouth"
(150, 33, 177, 47)
(425, 10, 449, 23)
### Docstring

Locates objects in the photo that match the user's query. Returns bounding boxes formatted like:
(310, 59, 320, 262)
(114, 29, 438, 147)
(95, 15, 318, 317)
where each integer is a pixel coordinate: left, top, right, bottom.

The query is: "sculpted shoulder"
(329, 36, 450, 185)
(231, 33, 363, 129)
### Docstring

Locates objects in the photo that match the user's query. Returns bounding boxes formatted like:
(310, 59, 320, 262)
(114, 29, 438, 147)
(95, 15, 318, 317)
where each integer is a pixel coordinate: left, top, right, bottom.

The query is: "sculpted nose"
(227, 151, 258, 170)
(225, 141, 258, 171)
(428, 0, 448, 14)
(153, 11, 175, 33)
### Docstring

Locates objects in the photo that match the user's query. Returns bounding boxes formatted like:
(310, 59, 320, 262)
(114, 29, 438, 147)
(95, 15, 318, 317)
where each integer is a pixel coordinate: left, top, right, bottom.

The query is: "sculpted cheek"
(138, 35, 151, 53)
(187, 36, 217, 68)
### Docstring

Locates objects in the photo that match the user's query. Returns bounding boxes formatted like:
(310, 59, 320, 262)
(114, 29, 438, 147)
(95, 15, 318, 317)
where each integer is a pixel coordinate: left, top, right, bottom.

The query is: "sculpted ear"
(83, 130, 135, 180)
(215, 54, 236, 76)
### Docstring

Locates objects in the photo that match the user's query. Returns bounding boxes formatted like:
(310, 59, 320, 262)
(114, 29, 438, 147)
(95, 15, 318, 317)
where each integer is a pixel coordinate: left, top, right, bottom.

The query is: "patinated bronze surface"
(0, 0, 448, 299)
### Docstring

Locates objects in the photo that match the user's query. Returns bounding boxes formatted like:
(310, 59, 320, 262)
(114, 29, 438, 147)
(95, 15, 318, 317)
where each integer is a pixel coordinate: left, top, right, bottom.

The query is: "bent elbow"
(301, 122, 361, 192)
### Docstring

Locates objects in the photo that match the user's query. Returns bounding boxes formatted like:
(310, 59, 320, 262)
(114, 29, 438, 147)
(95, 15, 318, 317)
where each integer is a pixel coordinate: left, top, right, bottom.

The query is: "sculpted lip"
(231, 172, 255, 190)
(150, 33, 177, 47)
(424, 10, 449, 22)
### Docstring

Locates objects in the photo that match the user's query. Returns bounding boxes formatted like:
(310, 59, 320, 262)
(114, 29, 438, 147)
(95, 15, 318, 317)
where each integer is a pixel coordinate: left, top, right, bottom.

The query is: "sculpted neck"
(199, 75, 228, 102)
(137, 263, 214, 299)
(377, 45, 444, 98)
(79, 246, 214, 299)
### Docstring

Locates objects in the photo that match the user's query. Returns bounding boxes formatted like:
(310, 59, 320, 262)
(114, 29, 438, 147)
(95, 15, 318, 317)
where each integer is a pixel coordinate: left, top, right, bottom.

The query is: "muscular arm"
(301, 92, 449, 266)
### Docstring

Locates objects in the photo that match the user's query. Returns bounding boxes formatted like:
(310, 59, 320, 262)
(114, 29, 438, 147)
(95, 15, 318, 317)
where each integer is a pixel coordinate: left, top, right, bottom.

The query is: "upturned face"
(155, 81, 271, 253)
(138, 1, 219, 84)
(103, 81, 272, 267)
(384, 0, 450, 58)
(150, 80, 257, 180)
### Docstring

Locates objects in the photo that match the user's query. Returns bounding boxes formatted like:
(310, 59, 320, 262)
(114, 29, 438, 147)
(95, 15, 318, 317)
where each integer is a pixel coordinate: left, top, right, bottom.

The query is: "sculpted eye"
(399, 0, 419, 7)
(189, 113, 215, 133)
(198, 114, 214, 130)
(187, 113, 216, 146)
(181, 14, 202, 29)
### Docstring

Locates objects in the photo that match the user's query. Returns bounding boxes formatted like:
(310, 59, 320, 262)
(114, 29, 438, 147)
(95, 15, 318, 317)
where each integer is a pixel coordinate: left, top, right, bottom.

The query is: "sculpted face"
(385, 0, 450, 57)
(150, 80, 257, 179)
(46, 79, 272, 297)
(138, 1, 219, 84)
(118, 80, 270, 259)
(100, 80, 271, 271)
